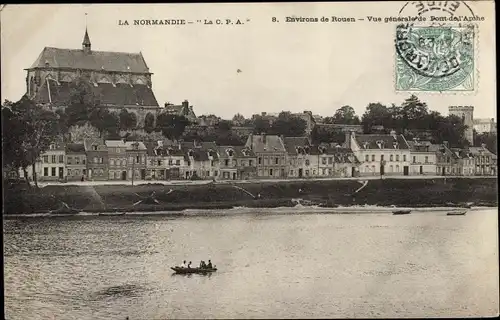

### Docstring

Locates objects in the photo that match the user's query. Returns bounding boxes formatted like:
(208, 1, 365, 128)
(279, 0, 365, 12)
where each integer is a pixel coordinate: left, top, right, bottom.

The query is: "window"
(381, 155, 384, 161)
(67, 156, 73, 165)
(396, 155, 399, 161)
(365, 155, 369, 162)
(305, 159, 310, 166)
(371, 155, 375, 161)
(328, 157, 333, 164)
(169, 159, 173, 165)
(249, 160, 253, 166)
(176, 160, 180, 165)
(94, 157, 98, 164)
(136, 156, 140, 163)
(92, 145, 98, 151)
(43, 155, 48, 163)
(82, 158, 86, 165)
(322, 168, 326, 175)
(390, 155, 393, 161)
(51, 167, 56, 176)
(206, 171, 210, 176)
(76, 157, 80, 165)
(68, 169, 72, 176)
(275, 157, 279, 165)
(44, 168, 48, 176)
(225, 159, 229, 166)
(157, 160, 162, 166)
(413, 156, 416, 163)
(214, 170, 218, 176)
(258, 157, 262, 165)
(425, 156, 429, 163)
(396, 165, 400, 172)
(322, 158, 327, 165)
(59, 155, 64, 163)
(403, 155, 406, 162)
(110, 159, 115, 166)
(51, 155, 56, 163)
(269, 169, 273, 176)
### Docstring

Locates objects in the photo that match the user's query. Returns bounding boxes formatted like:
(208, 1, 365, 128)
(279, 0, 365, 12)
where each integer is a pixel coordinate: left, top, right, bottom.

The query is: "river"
(3, 208, 499, 319)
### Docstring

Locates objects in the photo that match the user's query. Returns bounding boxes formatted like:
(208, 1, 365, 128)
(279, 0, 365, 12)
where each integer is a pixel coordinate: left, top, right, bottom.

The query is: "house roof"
(34, 81, 159, 107)
(217, 146, 256, 158)
(283, 137, 311, 155)
(105, 140, 127, 148)
(83, 138, 106, 151)
(468, 146, 495, 156)
(28, 47, 150, 73)
(407, 140, 435, 152)
(65, 143, 85, 153)
(124, 141, 147, 151)
(246, 134, 286, 153)
(181, 141, 219, 161)
(354, 134, 410, 150)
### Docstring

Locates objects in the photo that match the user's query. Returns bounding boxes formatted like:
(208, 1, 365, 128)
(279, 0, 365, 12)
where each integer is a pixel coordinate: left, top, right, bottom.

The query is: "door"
(141, 169, 146, 180)
(419, 166, 423, 174)
(442, 167, 446, 175)
(59, 167, 64, 179)
(351, 167, 356, 177)
(121, 171, 127, 180)
(298, 168, 303, 178)
(232, 172, 237, 180)
(403, 166, 409, 176)
(380, 165, 385, 175)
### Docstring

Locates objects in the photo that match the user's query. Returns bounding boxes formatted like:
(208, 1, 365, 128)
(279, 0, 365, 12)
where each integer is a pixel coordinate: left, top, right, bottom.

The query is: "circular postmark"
(399, 1, 476, 22)
(395, 24, 474, 79)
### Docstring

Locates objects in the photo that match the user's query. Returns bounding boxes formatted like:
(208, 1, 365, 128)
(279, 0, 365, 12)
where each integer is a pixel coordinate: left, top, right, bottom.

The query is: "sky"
(1, 2, 496, 120)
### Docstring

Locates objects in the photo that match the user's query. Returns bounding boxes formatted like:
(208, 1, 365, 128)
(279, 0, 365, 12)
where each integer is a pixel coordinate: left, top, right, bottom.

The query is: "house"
(105, 140, 128, 180)
(40, 141, 66, 181)
(217, 145, 257, 180)
(433, 142, 461, 176)
(163, 100, 197, 123)
(125, 141, 147, 180)
(284, 136, 317, 178)
(181, 141, 219, 179)
(451, 148, 475, 176)
(468, 145, 496, 175)
(245, 134, 287, 179)
(65, 143, 87, 181)
(473, 118, 496, 134)
(317, 144, 360, 177)
(347, 130, 411, 176)
(407, 139, 437, 175)
(162, 142, 187, 180)
(84, 138, 108, 180)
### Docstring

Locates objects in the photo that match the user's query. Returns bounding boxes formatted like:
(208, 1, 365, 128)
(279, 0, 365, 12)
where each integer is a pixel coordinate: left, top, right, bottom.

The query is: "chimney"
(182, 100, 189, 109)
(390, 129, 397, 139)
(261, 112, 267, 116)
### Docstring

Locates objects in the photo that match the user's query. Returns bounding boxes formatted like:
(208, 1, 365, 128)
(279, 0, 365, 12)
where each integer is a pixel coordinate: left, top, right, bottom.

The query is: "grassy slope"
(3, 178, 498, 214)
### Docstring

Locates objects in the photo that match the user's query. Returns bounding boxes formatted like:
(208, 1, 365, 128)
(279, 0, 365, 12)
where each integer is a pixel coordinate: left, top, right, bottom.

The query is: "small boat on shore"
(171, 267, 217, 274)
(447, 210, 467, 216)
(98, 212, 126, 216)
(392, 209, 412, 215)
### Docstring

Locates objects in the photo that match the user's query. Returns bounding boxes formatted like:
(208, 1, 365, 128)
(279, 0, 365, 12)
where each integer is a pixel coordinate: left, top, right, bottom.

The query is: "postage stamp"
(395, 24, 475, 92)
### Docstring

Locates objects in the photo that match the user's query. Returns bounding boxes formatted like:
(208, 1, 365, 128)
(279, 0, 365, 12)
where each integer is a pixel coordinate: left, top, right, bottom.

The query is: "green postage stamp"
(395, 24, 475, 92)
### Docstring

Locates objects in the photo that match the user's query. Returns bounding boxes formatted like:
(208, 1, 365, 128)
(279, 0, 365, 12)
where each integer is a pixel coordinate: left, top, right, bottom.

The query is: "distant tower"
(449, 106, 474, 144)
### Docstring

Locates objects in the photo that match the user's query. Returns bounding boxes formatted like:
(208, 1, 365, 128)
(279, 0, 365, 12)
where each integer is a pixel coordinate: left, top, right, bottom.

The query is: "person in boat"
(187, 261, 192, 268)
(199, 260, 206, 268)
(207, 260, 213, 269)
(180, 260, 187, 268)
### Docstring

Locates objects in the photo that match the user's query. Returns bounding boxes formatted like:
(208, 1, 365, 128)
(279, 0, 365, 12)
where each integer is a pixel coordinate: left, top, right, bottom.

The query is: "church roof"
(34, 81, 159, 107)
(28, 47, 151, 74)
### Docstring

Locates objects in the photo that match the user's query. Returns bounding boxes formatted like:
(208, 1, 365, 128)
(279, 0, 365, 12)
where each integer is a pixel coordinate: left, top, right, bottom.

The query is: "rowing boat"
(446, 210, 467, 216)
(392, 209, 412, 215)
(171, 267, 217, 274)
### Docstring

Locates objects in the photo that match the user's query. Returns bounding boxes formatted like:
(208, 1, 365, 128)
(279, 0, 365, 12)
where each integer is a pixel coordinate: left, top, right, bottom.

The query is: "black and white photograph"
(2, 2, 498, 319)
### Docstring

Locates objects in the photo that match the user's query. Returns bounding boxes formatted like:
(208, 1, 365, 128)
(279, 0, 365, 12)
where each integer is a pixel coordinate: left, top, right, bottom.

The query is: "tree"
(68, 122, 101, 142)
(332, 105, 360, 125)
(232, 113, 245, 126)
(155, 113, 190, 140)
(252, 115, 271, 134)
(474, 131, 497, 154)
(4, 97, 60, 187)
(311, 126, 345, 144)
(119, 109, 137, 130)
(435, 115, 469, 148)
(144, 112, 155, 133)
(270, 115, 307, 136)
(400, 95, 429, 130)
(361, 103, 390, 133)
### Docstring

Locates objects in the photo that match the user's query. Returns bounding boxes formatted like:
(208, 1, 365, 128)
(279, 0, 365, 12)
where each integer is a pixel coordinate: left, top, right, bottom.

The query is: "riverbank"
(3, 178, 497, 215)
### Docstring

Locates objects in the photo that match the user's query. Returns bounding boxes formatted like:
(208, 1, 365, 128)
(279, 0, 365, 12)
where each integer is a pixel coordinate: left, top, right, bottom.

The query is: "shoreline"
(4, 177, 498, 216)
(4, 205, 497, 219)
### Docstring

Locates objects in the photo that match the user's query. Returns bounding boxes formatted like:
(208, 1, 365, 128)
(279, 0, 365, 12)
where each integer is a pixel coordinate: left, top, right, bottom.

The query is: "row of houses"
(18, 131, 497, 182)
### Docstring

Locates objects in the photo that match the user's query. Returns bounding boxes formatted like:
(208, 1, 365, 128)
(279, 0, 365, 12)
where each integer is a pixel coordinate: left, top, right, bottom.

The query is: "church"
(25, 28, 161, 127)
